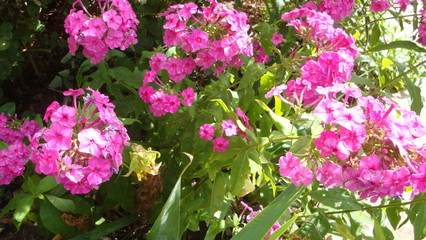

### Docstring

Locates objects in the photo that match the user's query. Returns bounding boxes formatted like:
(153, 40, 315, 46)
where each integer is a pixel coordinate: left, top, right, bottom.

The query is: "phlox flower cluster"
(160, 0, 254, 72)
(64, 0, 138, 64)
(199, 108, 252, 152)
(417, 9, 426, 47)
(240, 201, 281, 238)
(280, 83, 426, 201)
(31, 88, 129, 194)
(139, 0, 259, 117)
(303, 0, 355, 22)
(266, 7, 358, 107)
(139, 0, 258, 116)
(0, 114, 39, 185)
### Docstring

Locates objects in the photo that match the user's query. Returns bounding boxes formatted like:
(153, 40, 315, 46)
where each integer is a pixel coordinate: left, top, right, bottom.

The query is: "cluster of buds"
(0, 114, 39, 185)
(31, 88, 129, 194)
(64, 0, 139, 64)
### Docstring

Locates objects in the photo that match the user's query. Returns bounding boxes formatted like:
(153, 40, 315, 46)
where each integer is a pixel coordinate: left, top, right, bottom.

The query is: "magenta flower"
(271, 33, 284, 45)
(181, 87, 195, 106)
(43, 101, 60, 123)
(316, 161, 344, 188)
(222, 120, 238, 137)
(78, 128, 108, 157)
(213, 137, 229, 152)
(84, 157, 112, 186)
(50, 105, 77, 127)
(199, 124, 215, 140)
(105, 29, 124, 49)
(44, 123, 73, 151)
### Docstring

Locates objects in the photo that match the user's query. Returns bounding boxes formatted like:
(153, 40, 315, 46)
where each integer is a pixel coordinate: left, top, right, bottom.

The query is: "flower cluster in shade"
(64, 0, 138, 64)
(266, 7, 358, 107)
(0, 114, 39, 185)
(30, 88, 130, 194)
(279, 83, 426, 201)
(199, 108, 252, 152)
(240, 201, 281, 238)
(139, 0, 264, 117)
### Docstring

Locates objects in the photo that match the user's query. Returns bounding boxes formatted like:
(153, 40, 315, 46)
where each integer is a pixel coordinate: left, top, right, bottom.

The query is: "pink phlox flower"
(314, 99, 343, 124)
(163, 95, 180, 113)
(83, 18, 108, 38)
(315, 130, 350, 159)
(213, 137, 229, 152)
(271, 33, 284, 45)
(44, 101, 61, 123)
(387, 123, 413, 156)
(0, 113, 6, 128)
(278, 152, 301, 177)
(332, 106, 366, 129)
(50, 105, 77, 127)
(316, 161, 344, 188)
(149, 91, 168, 116)
(103, 9, 123, 30)
(240, 201, 281, 238)
(339, 125, 366, 152)
(64, 88, 85, 97)
(265, 84, 287, 98)
(44, 123, 73, 151)
(149, 53, 167, 73)
(78, 128, 108, 157)
(64, 178, 92, 195)
(139, 86, 155, 103)
(236, 108, 250, 125)
(291, 165, 315, 186)
(359, 154, 382, 171)
(380, 167, 410, 196)
(343, 167, 364, 192)
(84, 157, 112, 186)
(105, 29, 124, 49)
(181, 87, 195, 106)
(199, 124, 215, 140)
(163, 29, 181, 47)
(33, 145, 59, 175)
(222, 120, 238, 137)
(185, 29, 210, 52)
(64, 10, 87, 36)
(19, 120, 40, 137)
(370, 0, 391, 12)
(195, 50, 216, 70)
(178, 2, 198, 19)
(143, 70, 157, 85)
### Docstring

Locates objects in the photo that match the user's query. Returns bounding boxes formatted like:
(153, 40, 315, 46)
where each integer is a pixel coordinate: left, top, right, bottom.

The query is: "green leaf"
(0, 141, 8, 150)
(309, 188, 363, 211)
(0, 193, 29, 218)
(401, 73, 423, 115)
(147, 178, 181, 240)
(230, 150, 251, 196)
(46, 195, 76, 213)
(264, 213, 300, 240)
(40, 199, 75, 234)
(36, 176, 58, 194)
(369, 40, 426, 53)
(289, 136, 311, 154)
(118, 117, 141, 125)
(256, 99, 296, 136)
(350, 74, 374, 88)
(370, 24, 380, 47)
(13, 194, 34, 227)
(108, 66, 144, 89)
(0, 102, 16, 115)
(259, 23, 275, 54)
(413, 202, 426, 240)
(232, 184, 305, 240)
(69, 215, 138, 240)
(210, 172, 231, 220)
